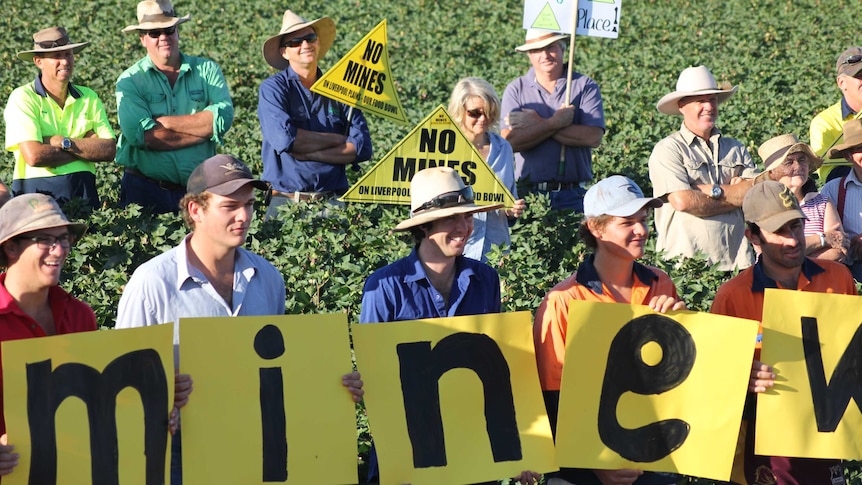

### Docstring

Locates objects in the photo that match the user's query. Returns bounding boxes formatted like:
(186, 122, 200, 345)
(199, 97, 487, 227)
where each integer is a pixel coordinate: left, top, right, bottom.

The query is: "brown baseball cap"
(836, 46, 862, 77)
(186, 155, 268, 196)
(742, 181, 805, 233)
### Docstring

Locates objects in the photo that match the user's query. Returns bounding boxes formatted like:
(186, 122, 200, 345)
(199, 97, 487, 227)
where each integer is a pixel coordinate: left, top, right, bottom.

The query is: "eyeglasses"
(465, 108, 487, 119)
(413, 186, 474, 213)
(19, 234, 73, 251)
(144, 26, 177, 38)
(36, 39, 71, 49)
(842, 54, 862, 66)
(281, 32, 318, 48)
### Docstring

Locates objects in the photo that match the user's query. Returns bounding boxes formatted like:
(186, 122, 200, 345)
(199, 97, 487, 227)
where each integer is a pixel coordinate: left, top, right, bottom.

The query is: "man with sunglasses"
(116, 0, 234, 214)
(258, 10, 372, 218)
(809, 46, 862, 182)
(5, 27, 116, 212)
(500, 29, 605, 213)
(0, 193, 97, 479)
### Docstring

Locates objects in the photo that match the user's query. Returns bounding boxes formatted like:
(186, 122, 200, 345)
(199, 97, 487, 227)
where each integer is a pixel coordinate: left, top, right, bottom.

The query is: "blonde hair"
(447, 77, 501, 132)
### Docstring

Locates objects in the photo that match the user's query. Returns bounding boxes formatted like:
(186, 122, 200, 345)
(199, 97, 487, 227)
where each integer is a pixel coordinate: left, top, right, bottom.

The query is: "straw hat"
(394, 167, 502, 231)
(827, 119, 862, 159)
(656, 66, 737, 116)
(583, 175, 662, 219)
(757, 134, 822, 172)
(0, 194, 87, 266)
(17, 27, 89, 61)
(122, 0, 190, 33)
(262, 10, 336, 70)
(515, 29, 568, 52)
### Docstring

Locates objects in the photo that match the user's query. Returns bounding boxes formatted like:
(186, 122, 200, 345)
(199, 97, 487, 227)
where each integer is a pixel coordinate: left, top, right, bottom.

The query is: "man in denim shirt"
(258, 10, 372, 218)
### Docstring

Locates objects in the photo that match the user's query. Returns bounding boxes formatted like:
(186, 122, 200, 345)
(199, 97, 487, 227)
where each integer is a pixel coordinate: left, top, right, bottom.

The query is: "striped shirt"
(800, 192, 828, 236)
(822, 169, 862, 236)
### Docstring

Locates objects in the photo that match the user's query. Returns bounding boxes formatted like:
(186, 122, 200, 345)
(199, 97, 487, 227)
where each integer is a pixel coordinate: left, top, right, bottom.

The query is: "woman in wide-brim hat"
(262, 10, 336, 71)
(759, 134, 847, 261)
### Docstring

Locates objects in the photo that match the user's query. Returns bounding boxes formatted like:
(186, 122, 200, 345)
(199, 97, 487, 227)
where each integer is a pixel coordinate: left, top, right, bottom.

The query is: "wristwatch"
(710, 183, 723, 199)
(61, 137, 72, 151)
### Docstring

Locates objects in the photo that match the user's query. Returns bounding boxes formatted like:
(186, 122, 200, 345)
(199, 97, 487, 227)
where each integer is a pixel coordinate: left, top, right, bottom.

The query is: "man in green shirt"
(116, 0, 234, 214)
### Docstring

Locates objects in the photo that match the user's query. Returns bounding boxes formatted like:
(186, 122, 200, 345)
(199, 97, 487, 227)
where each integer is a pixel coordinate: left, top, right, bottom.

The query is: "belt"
(533, 181, 588, 192)
(125, 168, 185, 192)
(271, 189, 335, 202)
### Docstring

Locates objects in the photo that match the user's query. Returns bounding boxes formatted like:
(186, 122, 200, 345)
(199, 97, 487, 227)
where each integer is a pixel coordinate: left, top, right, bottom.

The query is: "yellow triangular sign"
(311, 19, 408, 124)
(531, 2, 561, 31)
(341, 106, 515, 208)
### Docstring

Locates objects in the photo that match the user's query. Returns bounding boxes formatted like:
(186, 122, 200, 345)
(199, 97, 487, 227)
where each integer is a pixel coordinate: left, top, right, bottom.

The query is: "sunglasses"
(144, 26, 177, 38)
(281, 32, 318, 48)
(842, 54, 862, 66)
(36, 38, 71, 49)
(465, 108, 487, 119)
(413, 186, 474, 214)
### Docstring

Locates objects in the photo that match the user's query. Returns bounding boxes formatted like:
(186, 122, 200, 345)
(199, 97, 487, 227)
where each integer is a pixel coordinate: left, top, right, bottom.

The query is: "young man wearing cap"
(711, 181, 855, 485)
(809, 46, 862, 182)
(116, 0, 234, 214)
(821, 118, 862, 280)
(359, 167, 539, 484)
(257, 9, 372, 217)
(648, 65, 759, 272)
(500, 30, 605, 212)
(0, 193, 98, 477)
(4, 26, 116, 211)
(534, 175, 684, 485)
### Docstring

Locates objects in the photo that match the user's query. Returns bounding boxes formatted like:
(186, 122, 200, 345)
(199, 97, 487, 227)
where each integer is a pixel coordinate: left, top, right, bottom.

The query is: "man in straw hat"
(712, 181, 855, 485)
(116, 0, 234, 214)
(4, 27, 116, 212)
(258, 9, 372, 217)
(500, 29, 605, 212)
(649, 65, 759, 271)
(808, 46, 862, 182)
(758, 134, 848, 262)
(0, 193, 98, 477)
(116, 154, 364, 484)
(359, 167, 539, 484)
(822, 118, 862, 280)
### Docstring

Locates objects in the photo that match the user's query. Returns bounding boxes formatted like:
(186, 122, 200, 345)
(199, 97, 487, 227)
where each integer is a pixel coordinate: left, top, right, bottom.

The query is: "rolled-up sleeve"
(200, 59, 233, 144)
(116, 71, 157, 148)
(257, 75, 298, 154)
(346, 107, 372, 163)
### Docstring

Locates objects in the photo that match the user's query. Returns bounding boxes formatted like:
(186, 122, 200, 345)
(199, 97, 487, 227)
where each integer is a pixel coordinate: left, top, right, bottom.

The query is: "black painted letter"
(598, 314, 695, 462)
(255, 324, 288, 481)
(397, 332, 521, 468)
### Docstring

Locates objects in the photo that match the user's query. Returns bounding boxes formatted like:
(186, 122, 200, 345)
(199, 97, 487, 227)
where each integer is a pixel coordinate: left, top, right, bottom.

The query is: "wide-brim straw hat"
(0, 194, 87, 266)
(656, 65, 737, 116)
(827, 119, 862, 159)
(394, 167, 502, 231)
(262, 10, 336, 71)
(515, 29, 568, 52)
(758, 134, 822, 172)
(122, 0, 190, 33)
(17, 27, 89, 61)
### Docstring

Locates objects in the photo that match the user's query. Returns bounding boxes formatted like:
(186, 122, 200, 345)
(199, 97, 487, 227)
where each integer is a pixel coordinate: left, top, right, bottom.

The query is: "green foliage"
(2, 0, 861, 482)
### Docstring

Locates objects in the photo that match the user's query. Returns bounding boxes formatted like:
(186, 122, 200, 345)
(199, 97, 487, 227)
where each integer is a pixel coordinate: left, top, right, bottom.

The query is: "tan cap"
(0, 194, 86, 266)
(742, 181, 805, 233)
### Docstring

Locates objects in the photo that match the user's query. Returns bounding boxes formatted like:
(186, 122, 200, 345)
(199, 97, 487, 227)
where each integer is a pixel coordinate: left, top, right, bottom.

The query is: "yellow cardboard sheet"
(310, 19, 407, 124)
(352, 311, 556, 485)
(757, 289, 862, 459)
(179, 314, 357, 484)
(2, 325, 174, 485)
(555, 301, 758, 482)
(340, 105, 516, 208)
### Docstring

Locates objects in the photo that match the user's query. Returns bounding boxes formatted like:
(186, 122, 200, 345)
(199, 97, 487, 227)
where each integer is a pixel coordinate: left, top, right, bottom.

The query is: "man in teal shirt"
(116, 0, 234, 214)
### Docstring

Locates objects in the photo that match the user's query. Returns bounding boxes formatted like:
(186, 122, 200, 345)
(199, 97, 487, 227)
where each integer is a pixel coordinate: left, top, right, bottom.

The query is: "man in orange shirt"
(712, 181, 855, 485)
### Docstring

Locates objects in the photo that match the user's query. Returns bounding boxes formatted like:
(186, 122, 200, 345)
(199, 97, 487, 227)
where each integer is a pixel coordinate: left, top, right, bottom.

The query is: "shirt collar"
(574, 254, 657, 295)
(679, 121, 721, 145)
(841, 166, 862, 187)
(33, 74, 81, 99)
(750, 257, 825, 293)
(403, 247, 475, 285)
(174, 234, 256, 290)
(142, 53, 191, 74)
(841, 96, 857, 119)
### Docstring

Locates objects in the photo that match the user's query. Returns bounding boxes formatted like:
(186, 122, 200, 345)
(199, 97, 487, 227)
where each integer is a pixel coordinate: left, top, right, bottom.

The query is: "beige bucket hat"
(515, 29, 568, 52)
(262, 10, 336, 70)
(122, 0, 190, 33)
(17, 27, 89, 61)
(656, 66, 737, 116)
(758, 134, 822, 172)
(394, 167, 502, 231)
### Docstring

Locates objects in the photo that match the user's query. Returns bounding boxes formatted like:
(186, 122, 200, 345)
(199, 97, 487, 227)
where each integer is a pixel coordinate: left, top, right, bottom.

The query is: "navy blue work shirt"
(257, 66, 372, 193)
